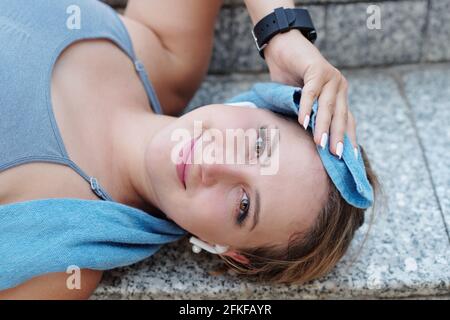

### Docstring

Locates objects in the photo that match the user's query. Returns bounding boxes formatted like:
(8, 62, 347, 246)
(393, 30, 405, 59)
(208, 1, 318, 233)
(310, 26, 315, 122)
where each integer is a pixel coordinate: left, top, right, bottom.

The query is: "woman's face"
(145, 104, 330, 250)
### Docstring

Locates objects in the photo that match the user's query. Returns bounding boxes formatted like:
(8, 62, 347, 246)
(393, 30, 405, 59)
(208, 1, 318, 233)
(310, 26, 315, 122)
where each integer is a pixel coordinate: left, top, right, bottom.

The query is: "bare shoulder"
(0, 269, 103, 300)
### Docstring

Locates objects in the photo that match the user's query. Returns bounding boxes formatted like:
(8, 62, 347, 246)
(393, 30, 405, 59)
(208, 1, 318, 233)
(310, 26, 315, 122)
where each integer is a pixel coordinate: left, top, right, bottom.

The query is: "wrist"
(244, 0, 295, 25)
(264, 28, 310, 60)
(251, 7, 317, 59)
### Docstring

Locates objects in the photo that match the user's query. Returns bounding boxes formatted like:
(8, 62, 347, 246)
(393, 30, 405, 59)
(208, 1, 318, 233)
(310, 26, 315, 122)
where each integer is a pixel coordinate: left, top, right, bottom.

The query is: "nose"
(200, 162, 247, 187)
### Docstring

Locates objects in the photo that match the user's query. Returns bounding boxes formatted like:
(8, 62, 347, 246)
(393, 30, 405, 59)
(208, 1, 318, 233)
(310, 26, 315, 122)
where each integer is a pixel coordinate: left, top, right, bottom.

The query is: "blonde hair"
(216, 145, 380, 284)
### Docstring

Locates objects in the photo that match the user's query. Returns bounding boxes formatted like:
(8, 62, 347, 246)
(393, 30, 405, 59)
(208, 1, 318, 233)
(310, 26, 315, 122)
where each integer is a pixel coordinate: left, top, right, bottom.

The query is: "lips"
(176, 135, 200, 189)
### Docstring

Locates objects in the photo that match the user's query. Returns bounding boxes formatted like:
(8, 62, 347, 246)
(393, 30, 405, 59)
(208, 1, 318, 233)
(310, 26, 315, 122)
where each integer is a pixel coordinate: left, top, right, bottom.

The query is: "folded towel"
(224, 82, 374, 209)
(0, 198, 186, 290)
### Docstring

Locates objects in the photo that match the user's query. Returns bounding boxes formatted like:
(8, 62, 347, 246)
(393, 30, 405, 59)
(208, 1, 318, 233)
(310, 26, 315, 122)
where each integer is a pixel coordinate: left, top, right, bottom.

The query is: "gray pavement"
(92, 62, 450, 299)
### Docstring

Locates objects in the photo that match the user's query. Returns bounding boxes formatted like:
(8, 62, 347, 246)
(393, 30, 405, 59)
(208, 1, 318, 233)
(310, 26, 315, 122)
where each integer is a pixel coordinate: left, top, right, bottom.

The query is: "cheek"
(184, 189, 232, 238)
(193, 190, 227, 224)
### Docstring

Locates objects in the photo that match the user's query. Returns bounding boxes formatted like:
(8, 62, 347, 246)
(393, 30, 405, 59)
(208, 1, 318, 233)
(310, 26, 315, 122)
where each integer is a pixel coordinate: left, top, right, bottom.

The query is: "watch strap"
(252, 7, 317, 59)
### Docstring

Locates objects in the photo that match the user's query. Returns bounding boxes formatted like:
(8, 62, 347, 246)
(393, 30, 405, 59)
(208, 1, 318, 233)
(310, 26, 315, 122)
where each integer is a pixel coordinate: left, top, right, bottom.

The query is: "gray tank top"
(0, 0, 163, 201)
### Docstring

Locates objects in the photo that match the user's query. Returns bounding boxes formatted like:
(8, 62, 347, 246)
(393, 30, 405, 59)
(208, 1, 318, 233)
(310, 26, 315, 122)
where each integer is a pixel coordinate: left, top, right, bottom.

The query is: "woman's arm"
(244, 0, 355, 156)
(244, 0, 295, 24)
(125, 0, 223, 61)
(0, 269, 103, 300)
(124, 0, 223, 115)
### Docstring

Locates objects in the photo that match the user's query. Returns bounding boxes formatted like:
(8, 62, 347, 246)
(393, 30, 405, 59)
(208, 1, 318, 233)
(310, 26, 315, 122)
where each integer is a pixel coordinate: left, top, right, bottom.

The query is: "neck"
(107, 107, 175, 213)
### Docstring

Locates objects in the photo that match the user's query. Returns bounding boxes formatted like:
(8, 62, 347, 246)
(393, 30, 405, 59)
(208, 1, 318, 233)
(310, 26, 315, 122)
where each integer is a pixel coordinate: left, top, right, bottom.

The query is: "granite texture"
(184, 73, 270, 113)
(323, 1, 427, 67)
(101, 0, 450, 68)
(101, 0, 398, 8)
(232, 5, 324, 73)
(423, 0, 450, 62)
(209, 5, 325, 73)
(209, 8, 235, 73)
(401, 64, 450, 237)
(91, 66, 450, 299)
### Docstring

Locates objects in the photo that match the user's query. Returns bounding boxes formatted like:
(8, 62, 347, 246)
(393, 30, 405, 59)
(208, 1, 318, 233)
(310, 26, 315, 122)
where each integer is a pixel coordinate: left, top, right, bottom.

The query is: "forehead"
(242, 115, 330, 248)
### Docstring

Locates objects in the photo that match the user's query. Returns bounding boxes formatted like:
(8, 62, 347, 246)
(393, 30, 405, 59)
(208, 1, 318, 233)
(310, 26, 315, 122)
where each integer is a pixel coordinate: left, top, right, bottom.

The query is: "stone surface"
(92, 66, 450, 299)
(102, 0, 450, 68)
(402, 64, 450, 236)
(102, 0, 392, 8)
(183, 73, 270, 113)
(209, 8, 235, 73)
(209, 5, 325, 73)
(423, 0, 450, 62)
(323, 1, 427, 67)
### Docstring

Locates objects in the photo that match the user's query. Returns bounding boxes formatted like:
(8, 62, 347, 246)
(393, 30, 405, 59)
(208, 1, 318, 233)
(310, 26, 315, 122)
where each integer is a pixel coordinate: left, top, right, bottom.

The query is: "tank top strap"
(89, 177, 114, 202)
(133, 59, 163, 115)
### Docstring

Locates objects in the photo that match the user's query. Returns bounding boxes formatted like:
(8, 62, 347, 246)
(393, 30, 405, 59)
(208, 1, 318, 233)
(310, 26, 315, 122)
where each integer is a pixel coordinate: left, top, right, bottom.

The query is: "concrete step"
(401, 65, 450, 236)
(91, 62, 450, 299)
(102, 0, 450, 70)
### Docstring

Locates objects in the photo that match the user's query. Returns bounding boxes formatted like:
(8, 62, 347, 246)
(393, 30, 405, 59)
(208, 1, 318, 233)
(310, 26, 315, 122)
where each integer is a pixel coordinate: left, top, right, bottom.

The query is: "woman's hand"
(264, 29, 357, 159)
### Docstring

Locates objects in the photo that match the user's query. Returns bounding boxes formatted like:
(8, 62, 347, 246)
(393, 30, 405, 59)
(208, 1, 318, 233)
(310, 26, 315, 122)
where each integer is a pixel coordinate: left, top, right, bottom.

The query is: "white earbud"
(189, 236, 229, 255)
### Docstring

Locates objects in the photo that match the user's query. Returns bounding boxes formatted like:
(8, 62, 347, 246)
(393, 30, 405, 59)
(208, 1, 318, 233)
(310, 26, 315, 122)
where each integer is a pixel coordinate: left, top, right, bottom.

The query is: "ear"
(222, 250, 250, 265)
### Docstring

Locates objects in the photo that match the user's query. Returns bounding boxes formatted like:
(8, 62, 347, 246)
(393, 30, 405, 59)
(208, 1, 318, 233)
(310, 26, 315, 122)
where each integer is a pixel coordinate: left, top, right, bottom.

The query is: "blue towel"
(0, 198, 186, 290)
(224, 82, 374, 209)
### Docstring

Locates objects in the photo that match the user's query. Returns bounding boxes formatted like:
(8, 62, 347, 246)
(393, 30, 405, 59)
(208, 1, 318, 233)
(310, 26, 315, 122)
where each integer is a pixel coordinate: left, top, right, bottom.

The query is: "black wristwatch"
(252, 7, 317, 59)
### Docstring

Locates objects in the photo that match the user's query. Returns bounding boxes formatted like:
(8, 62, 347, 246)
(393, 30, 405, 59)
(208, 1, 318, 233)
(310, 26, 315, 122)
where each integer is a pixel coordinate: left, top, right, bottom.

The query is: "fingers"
(346, 111, 359, 159)
(298, 65, 357, 160)
(346, 111, 357, 147)
(329, 79, 349, 159)
(313, 79, 339, 150)
(298, 78, 322, 130)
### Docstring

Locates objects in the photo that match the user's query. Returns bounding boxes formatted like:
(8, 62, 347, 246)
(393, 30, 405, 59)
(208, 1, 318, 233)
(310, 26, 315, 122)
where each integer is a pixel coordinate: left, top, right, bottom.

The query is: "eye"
(236, 189, 250, 225)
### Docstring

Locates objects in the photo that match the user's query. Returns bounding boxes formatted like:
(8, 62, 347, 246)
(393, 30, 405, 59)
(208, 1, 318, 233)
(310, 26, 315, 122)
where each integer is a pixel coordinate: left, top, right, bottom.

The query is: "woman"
(0, 0, 378, 299)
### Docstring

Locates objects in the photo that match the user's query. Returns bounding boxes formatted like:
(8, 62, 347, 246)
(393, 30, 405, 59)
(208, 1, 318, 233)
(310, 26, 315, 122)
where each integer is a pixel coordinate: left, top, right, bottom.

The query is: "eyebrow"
(249, 125, 280, 231)
(250, 189, 260, 232)
(266, 125, 280, 159)
(270, 126, 280, 156)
